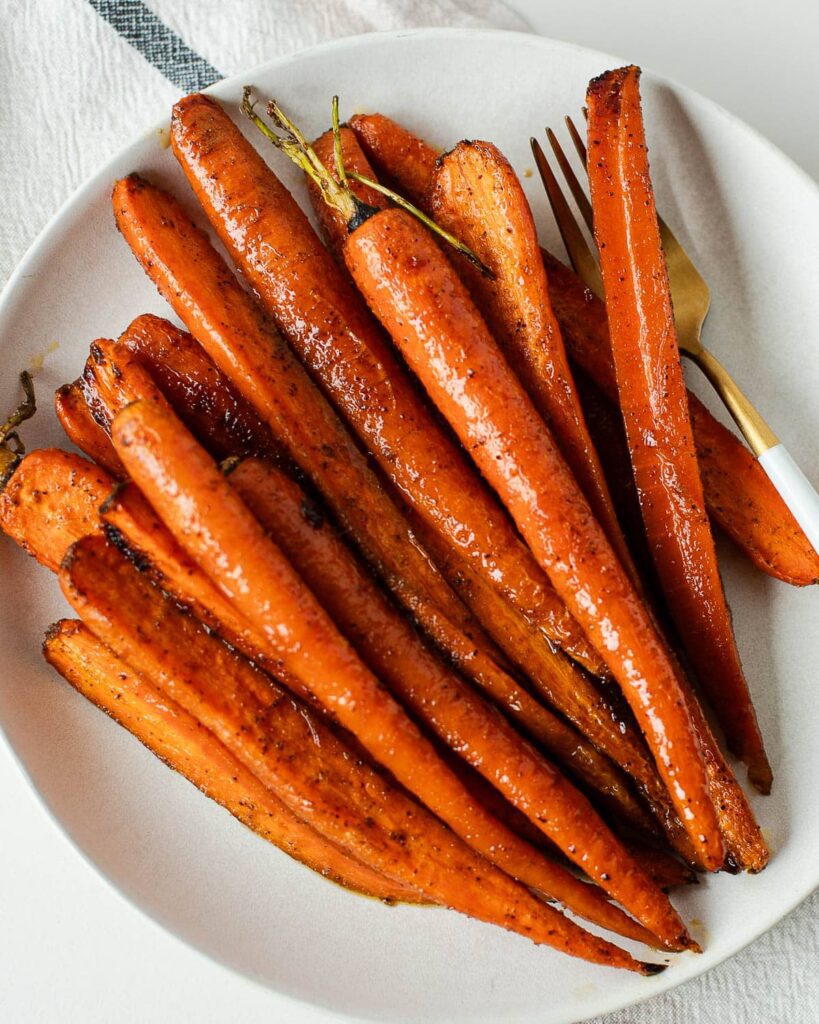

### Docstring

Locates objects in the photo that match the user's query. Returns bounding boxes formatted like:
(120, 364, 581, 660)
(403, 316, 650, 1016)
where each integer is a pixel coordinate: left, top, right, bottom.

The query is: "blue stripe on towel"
(88, 0, 222, 91)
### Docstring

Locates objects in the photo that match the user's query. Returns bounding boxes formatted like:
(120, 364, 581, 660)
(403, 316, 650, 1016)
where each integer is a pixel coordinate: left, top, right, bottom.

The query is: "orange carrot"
(349, 113, 439, 208)
(73, 526, 665, 950)
(169, 94, 603, 677)
(346, 112, 813, 587)
(543, 249, 819, 587)
(341, 205, 723, 871)
(430, 140, 638, 583)
(45, 619, 424, 905)
(111, 174, 529, 708)
(587, 65, 770, 793)
(110, 396, 692, 951)
(121, 314, 282, 462)
(230, 456, 663, 866)
(55, 381, 124, 477)
(0, 449, 113, 571)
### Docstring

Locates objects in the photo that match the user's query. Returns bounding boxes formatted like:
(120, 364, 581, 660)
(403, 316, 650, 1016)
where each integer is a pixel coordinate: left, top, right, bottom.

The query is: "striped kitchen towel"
(0, 0, 527, 288)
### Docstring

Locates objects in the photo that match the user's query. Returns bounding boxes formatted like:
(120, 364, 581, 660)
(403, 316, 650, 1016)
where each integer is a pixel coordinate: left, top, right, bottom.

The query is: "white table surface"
(2, 2, 817, 1021)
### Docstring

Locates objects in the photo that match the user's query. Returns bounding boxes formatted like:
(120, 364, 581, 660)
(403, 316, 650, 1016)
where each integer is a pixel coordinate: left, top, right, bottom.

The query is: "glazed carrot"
(349, 113, 439, 208)
(110, 397, 692, 951)
(168, 93, 602, 676)
(406, 505, 702, 860)
(55, 381, 125, 477)
(121, 314, 282, 462)
(111, 174, 529, 705)
(75, 527, 666, 950)
(587, 66, 771, 793)
(0, 449, 112, 571)
(44, 619, 423, 904)
(543, 250, 819, 587)
(230, 456, 661, 862)
(341, 205, 723, 870)
(344, 113, 815, 586)
(430, 141, 638, 582)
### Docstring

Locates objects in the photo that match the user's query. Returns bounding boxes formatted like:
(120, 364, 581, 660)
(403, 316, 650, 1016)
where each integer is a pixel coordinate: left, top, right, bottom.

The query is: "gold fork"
(531, 117, 819, 555)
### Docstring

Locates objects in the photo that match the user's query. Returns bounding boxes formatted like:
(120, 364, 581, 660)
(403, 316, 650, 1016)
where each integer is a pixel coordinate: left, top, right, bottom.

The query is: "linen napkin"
(0, 0, 526, 289)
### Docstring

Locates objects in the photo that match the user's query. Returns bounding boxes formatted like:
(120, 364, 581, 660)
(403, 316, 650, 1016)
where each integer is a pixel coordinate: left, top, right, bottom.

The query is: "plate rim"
(1, 25, 817, 1024)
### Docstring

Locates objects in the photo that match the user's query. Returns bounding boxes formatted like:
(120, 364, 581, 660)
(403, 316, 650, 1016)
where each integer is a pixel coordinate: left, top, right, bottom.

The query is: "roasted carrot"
(340, 205, 723, 869)
(0, 449, 113, 571)
(121, 314, 282, 462)
(73, 527, 666, 950)
(345, 113, 812, 588)
(405, 504, 702, 859)
(349, 113, 439, 209)
(543, 250, 819, 587)
(430, 140, 638, 583)
(110, 397, 692, 950)
(45, 618, 424, 904)
(230, 456, 665, 878)
(168, 94, 603, 676)
(55, 381, 125, 477)
(111, 174, 531, 707)
(587, 65, 771, 793)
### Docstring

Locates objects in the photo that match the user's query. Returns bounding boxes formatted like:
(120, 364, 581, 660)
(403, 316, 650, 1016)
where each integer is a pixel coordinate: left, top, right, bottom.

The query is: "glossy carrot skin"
(430, 141, 637, 583)
(122, 314, 282, 462)
(344, 206, 724, 871)
(229, 456, 676, 946)
(55, 381, 125, 477)
(112, 175, 521, 712)
(587, 66, 771, 794)
(0, 449, 113, 572)
(543, 251, 819, 587)
(349, 113, 439, 208)
(45, 619, 422, 904)
(345, 112, 812, 587)
(110, 398, 690, 951)
(169, 94, 601, 676)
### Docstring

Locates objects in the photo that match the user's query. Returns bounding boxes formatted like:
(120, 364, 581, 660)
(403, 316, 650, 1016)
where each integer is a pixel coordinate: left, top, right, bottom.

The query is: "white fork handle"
(758, 444, 819, 555)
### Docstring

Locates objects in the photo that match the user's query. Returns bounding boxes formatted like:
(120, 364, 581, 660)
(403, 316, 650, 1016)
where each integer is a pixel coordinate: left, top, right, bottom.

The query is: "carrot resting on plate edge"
(586, 65, 771, 794)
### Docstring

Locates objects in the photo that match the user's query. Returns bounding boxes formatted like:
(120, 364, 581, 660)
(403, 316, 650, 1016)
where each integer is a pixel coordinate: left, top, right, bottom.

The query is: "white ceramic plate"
(1, 27, 818, 1024)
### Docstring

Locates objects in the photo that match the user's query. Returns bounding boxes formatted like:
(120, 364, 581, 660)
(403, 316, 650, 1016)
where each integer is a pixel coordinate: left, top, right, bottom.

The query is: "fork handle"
(688, 346, 819, 554)
(758, 445, 819, 555)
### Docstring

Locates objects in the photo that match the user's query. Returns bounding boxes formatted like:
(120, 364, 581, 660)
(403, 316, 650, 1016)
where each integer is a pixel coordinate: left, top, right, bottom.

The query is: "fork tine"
(530, 137, 603, 299)
(546, 125, 594, 234)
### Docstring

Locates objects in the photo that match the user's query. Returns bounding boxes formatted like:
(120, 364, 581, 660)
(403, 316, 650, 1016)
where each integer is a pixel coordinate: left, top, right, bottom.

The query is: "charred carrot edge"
(229, 455, 678, 946)
(542, 250, 819, 587)
(168, 93, 603, 676)
(55, 381, 125, 477)
(45, 618, 423, 904)
(587, 65, 771, 794)
(109, 396, 690, 953)
(429, 140, 640, 588)
(110, 174, 532, 709)
(348, 113, 439, 210)
(341, 203, 724, 872)
(121, 314, 283, 462)
(0, 448, 114, 572)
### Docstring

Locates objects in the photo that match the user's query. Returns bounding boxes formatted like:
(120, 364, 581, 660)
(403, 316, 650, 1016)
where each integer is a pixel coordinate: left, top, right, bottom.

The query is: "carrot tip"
(641, 961, 668, 976)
